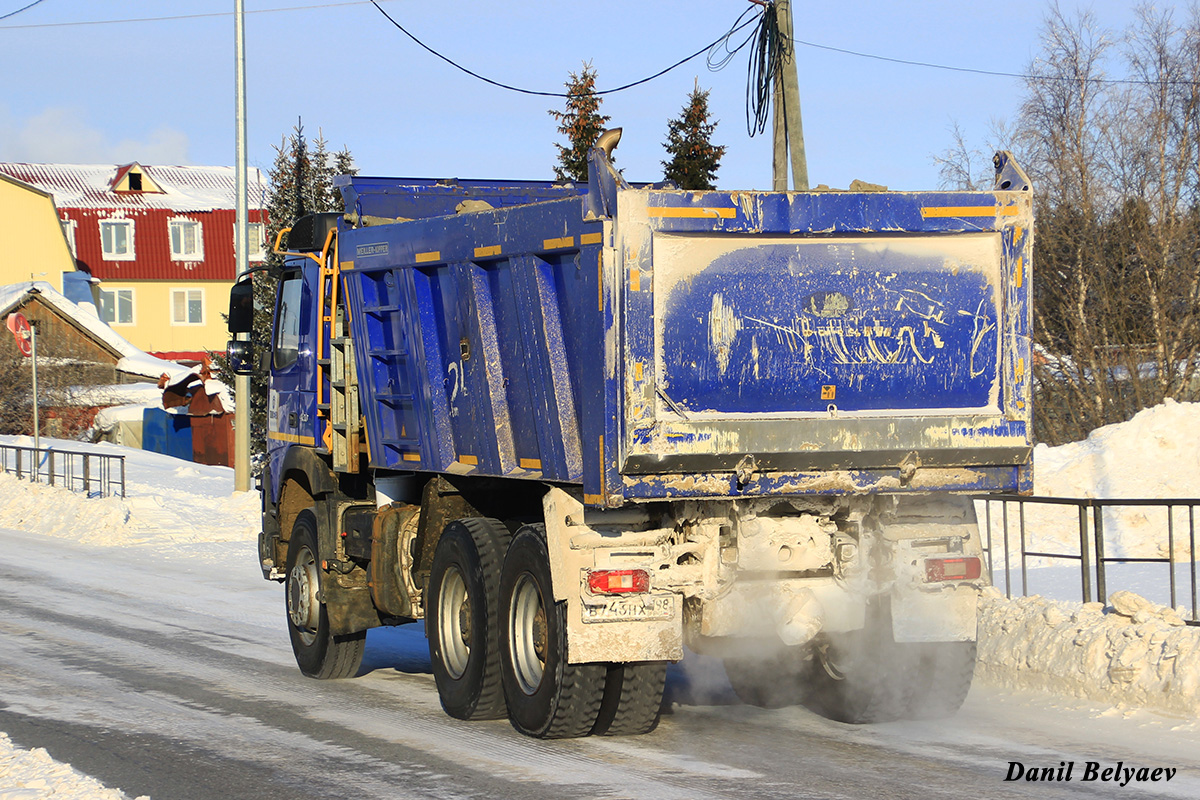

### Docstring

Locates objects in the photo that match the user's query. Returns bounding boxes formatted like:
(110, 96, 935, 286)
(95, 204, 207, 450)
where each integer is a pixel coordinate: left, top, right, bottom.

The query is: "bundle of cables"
(708, 1, 789, 137)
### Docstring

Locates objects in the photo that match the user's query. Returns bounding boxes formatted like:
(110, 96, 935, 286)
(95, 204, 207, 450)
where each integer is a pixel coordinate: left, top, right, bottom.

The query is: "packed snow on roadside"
(0, 733, 148, 800)
(975, 400, 1200, 717)
(0, 403, 1198, 796)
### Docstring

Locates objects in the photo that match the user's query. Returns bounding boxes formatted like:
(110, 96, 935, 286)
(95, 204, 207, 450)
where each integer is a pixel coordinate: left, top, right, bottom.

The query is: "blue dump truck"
(227, 135, 1033, 736)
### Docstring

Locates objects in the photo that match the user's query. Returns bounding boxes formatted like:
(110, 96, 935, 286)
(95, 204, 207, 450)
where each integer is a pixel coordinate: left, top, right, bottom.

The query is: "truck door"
(268, 267, 316, 487)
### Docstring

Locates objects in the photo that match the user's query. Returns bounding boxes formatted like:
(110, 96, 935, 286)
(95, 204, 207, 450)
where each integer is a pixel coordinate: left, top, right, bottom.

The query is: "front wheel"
(285, 509, 365, 679)
(499, 526, 606, 739)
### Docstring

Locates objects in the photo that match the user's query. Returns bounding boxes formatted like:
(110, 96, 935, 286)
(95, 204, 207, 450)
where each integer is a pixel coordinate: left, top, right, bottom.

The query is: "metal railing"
(978, 494, 1198, 625)
(0, 444, 126, 498)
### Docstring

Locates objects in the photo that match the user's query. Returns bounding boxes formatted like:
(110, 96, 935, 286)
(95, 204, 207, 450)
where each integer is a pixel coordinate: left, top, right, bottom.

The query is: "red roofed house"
(0, 161, 267, 360)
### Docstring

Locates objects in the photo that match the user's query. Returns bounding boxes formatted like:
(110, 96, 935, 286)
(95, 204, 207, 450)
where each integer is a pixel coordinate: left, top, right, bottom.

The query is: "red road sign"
(6, 313, 32, 357)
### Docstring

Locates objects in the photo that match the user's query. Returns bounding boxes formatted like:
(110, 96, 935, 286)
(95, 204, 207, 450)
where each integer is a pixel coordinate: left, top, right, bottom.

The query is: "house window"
(248, 222, 266, 261)
(235, 222, 267, 262)
(99, 288, 134, 325)
(171, 288, 204, 325)
(100, 218, 135, 261)
(169, 218, 203, 261)
(60, 218, 76, 256)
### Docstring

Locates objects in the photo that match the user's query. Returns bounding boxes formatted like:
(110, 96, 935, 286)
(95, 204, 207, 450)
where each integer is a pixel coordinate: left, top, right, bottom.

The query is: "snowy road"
(2, 528, 1199, 800)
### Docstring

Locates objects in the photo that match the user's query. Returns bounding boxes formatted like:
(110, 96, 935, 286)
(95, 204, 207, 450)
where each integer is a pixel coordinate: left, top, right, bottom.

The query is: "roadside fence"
(977, 494, 1198, 626)
(0, 443, 126, 499)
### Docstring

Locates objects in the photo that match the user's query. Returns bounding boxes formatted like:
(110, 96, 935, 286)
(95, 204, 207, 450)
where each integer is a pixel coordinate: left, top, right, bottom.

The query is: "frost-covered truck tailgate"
(606, 184, 1034, 503)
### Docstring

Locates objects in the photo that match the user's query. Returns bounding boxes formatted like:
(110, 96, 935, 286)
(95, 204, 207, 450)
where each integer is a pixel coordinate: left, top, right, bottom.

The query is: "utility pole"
(234, 0, 251, 492)
(772, 0, 809, 191)
(30, 321, 39, 457)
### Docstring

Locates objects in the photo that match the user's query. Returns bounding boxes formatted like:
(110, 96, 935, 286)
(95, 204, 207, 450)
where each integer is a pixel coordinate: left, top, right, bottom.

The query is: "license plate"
(582, 594, 674, 624)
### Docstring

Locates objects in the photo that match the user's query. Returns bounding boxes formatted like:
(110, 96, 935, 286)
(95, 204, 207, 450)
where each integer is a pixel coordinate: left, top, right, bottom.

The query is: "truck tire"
(909, 641, 976, 719)
(426, 518, 512, 720)
(285, 509, 365, 679)
(592, 662, 668, 736)
(809, 624, 917, 724)
(723, 649, 808, 709)
(499, 525, 605, 738)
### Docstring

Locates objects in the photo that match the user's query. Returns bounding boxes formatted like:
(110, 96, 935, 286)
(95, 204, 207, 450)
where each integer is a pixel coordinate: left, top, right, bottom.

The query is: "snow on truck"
(227, 135, 1034, 737)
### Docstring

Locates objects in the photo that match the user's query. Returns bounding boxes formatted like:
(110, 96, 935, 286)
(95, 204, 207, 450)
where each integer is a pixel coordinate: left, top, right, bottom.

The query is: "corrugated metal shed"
(0, 162, 269, 282)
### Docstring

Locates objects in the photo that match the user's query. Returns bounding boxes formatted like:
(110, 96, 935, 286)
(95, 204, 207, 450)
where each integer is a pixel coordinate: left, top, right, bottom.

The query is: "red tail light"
(587, 569, 649, 594)
(925, 557, 982, 582)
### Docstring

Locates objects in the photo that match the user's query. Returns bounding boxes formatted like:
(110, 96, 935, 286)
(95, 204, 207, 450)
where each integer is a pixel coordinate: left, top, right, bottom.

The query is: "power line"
(368, 0, 762, 98)
(788, 36, 1198, 88)
(0, 0, 392, 29)
(0, 0, 48, 22)
(369, 1, 1189, 99)
(1, 0, 1190, 90)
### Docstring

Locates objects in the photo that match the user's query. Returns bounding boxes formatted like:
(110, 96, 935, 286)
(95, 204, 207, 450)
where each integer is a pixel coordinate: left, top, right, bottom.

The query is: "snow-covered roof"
(0, 280, 190, 382)
(0, 162, 267, 213)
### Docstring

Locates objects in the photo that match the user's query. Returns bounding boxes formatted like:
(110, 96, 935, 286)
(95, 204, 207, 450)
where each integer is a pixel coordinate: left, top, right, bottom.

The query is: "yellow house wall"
(99, 280, 235, 354)
(0, 178, 75, 288)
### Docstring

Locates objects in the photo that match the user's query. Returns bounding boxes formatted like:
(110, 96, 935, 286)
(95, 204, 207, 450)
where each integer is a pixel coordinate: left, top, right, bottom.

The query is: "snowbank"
(977, 588, 1200, 717)
(1034, 399, 1200, 500)
(987, 400, 1200, 565)
(0, 733, 147, 800)
(0, 436, 259, 548)
(977, 400, 1200, 714)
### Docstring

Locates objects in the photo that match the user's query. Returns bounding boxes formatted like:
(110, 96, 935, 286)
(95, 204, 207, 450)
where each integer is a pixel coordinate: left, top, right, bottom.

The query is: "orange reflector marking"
(402, 452, 421, 462)
(543, 236, 575, 250)
(646, 206, 736, 219)
(580, 232, 603, 245)
(415, 251, 440, 263)
(474, 245, 501, 258)
(458, 454, 478, 466)
(519, 458, 542, 470)
(920, 205, 1020, 218)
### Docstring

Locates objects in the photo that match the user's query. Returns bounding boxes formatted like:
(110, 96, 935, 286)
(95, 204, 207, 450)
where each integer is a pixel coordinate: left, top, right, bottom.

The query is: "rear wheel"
(810, 621, 977, 723)
(427, 518, 512, 720)
(592, 661, 668, 736)
(499, 525, 605, 738)
(723, 648, 809, 709)
(285, 509, 365, 679)
(909, 641, 976, 719)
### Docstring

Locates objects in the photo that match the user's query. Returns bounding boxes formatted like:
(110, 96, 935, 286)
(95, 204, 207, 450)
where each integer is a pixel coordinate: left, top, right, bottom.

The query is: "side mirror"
(226, 339, 253, 375)
(228, 278, 254, 334)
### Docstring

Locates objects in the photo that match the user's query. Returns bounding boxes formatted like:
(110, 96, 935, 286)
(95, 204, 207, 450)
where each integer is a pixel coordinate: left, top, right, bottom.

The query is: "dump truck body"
(244, 146, 1032, 733)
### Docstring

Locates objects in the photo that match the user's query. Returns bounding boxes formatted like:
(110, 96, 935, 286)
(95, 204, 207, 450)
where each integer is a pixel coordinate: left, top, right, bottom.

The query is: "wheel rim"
(509, 573, 547, 695)
(287, 544, 320, 646)
(437, 565, 471, 679)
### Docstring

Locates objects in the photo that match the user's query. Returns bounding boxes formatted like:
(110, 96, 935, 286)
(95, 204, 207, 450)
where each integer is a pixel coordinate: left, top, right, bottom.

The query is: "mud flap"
(543, 488, 684, 663)
(890, 585, 978, 643)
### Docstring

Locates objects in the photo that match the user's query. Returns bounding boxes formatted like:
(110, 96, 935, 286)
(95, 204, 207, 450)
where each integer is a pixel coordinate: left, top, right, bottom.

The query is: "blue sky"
(0, 1, 1151, 192)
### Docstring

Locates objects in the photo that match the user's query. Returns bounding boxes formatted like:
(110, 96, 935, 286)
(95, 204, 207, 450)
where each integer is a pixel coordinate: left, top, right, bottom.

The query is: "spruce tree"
(662, 83, 726, 190)
(549, 62, 610, 183)
(212, 122, 355, 471)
